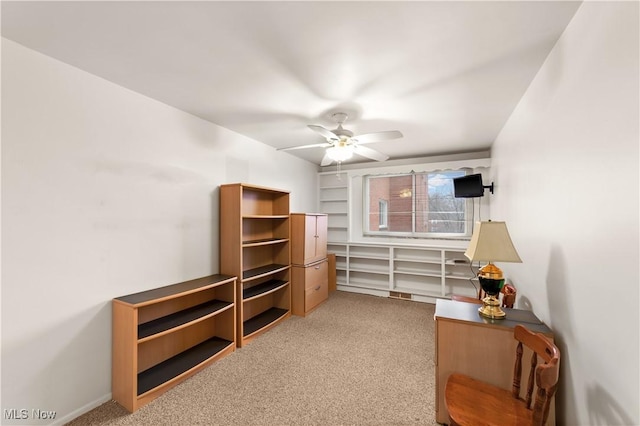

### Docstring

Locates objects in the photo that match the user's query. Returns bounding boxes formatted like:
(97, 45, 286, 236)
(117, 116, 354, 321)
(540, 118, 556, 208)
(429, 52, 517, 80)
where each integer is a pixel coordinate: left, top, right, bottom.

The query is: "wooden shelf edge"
(242, 214, 289, 219)
(224, 182, 290, 193)
(138, 301, 234, 342)
(242, 264, 289, 282)
(243, 280, 289, 301)
(242, 238, 289, 248)
(114, 275, 237, 308)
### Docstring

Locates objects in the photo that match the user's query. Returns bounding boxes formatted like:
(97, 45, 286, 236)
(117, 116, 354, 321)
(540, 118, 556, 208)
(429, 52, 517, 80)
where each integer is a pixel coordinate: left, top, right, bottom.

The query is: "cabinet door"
(304, 260, 328, 312)
(303, 215, 318, 263)
(314, 214, 328, 261)
(293, 214, 328, 265)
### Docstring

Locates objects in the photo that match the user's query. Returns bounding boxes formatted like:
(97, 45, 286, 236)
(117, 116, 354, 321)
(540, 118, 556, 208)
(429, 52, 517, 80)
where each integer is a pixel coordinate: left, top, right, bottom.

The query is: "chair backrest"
(451, 283, 516, 307)
(501, 284, 517, 308)
(512, 325, 561, 426)
(450, 294, 483, 304)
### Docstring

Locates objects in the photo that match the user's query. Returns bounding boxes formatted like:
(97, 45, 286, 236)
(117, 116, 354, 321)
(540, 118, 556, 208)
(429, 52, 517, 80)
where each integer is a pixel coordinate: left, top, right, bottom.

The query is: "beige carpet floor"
(67, 291, 439, 425)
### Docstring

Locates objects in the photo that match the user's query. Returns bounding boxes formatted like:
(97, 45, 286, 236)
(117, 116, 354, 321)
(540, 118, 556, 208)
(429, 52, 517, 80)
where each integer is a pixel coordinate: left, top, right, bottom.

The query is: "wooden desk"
(434, 299, 555, 425)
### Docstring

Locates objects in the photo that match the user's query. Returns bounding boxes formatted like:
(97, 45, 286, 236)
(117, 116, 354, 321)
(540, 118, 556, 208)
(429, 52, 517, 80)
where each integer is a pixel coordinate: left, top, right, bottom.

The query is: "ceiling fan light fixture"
(326, 145, 354, 162)
(280, 111, 402, 165)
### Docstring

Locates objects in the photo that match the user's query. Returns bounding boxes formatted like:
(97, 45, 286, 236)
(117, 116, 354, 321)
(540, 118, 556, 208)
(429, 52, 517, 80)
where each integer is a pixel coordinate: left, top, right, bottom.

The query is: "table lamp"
(464, 221, 522, 319)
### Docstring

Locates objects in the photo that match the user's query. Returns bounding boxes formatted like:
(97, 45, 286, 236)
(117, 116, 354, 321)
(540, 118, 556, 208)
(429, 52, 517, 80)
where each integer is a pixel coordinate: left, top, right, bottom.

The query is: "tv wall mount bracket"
(485, 183, 494, 194)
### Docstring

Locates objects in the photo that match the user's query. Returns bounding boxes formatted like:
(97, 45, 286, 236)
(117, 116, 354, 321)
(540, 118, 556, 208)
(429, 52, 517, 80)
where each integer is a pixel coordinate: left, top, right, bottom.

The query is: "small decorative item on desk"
(465, 221, 522, 319)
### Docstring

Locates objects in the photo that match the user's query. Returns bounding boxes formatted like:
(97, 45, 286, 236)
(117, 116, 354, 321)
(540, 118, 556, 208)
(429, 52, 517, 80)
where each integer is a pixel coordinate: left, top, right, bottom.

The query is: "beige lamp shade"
(464, 221, 522, 263)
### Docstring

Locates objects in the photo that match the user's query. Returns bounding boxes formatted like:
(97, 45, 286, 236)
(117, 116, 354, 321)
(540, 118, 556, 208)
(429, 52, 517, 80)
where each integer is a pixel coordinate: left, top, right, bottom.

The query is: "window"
(364, 170, 470, 238)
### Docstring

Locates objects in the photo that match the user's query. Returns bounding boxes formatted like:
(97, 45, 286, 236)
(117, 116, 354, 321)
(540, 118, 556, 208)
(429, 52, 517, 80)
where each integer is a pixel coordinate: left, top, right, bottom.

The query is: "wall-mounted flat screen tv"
(453, 173, 485, 198)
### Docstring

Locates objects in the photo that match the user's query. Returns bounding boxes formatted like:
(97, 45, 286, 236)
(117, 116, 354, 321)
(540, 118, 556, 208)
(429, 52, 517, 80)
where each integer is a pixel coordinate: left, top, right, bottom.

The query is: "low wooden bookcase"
(112, 274, 236, 412)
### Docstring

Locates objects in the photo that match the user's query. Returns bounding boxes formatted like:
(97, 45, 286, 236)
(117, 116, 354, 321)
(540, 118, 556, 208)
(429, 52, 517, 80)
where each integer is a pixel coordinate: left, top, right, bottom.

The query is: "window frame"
(327, 155, 491, 245)
(363, 170, 472, 240)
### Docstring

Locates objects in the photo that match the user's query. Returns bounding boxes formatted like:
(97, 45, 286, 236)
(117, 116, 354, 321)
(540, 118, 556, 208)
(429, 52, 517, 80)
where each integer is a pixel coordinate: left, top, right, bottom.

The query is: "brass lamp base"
(477, 264, 506, 320)
(478, 295, 506, 319)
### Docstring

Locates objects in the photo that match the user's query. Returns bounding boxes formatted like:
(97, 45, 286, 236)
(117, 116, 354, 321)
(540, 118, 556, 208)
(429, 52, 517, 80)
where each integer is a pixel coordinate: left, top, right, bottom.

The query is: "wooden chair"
(450, 294, 483, 305)
(444, 324, 560, 426)
(501, 284, 517, 308)
(451, 284, 517, 308)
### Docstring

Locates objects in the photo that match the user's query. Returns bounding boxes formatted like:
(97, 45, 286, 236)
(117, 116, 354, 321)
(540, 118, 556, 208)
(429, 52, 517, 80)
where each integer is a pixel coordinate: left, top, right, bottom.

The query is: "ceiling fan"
(278, 112, 403, 166)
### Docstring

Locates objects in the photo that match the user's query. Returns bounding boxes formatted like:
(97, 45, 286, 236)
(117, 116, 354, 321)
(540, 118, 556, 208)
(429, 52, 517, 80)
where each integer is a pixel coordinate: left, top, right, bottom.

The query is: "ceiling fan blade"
(320, 153, 334, 166)
(351, 130, 403, 144)
(277, 142, 331, 151)
(308, 125, 340, 141)
(353, 145, 389, 162)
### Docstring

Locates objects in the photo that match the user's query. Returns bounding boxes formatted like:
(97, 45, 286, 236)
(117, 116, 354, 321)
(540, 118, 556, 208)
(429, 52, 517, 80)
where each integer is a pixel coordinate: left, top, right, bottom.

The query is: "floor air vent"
(389, 291, 412, 300)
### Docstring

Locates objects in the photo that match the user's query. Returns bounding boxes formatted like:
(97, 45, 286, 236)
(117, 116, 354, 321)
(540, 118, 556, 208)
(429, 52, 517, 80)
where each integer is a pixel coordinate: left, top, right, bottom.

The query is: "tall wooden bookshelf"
(219, 183, 291, 347)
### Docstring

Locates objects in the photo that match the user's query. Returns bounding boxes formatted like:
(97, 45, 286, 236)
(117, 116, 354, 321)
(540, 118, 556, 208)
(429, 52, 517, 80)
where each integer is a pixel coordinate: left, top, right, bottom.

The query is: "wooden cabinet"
(291, 259, 329, 316)
(219, 183, 291, 347)
(290, 213, 328, 316)
(291, 213, 327, 265)
(112, 274, 236, 412)
(434, 299, 555, 425)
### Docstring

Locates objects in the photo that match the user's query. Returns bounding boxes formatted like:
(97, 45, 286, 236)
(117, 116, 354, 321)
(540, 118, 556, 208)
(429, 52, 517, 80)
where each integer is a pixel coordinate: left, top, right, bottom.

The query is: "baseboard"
(336, 286, 440, 304)
(50, 393, 112, 426)
(410, 293, 440, 304)
(336, 285, 389, 298)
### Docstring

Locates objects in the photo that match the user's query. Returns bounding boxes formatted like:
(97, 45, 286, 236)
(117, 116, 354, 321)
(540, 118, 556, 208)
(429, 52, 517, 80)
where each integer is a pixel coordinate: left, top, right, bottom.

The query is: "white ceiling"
(1, 1, 581, 166)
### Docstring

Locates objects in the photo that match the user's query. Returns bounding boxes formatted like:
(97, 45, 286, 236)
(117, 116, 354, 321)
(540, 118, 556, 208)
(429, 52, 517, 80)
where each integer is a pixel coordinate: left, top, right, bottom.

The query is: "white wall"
(1, 38, 318, 424)
(490, 3, 639, 425)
